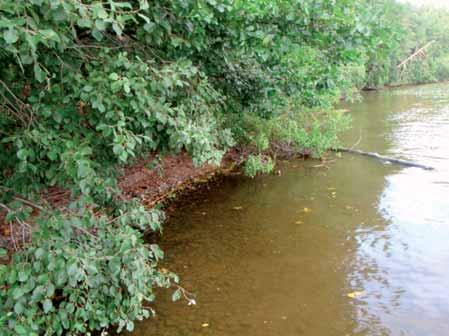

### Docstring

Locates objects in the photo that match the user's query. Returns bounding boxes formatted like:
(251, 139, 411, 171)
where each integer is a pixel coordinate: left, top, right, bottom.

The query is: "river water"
(129, 84, 449, 336)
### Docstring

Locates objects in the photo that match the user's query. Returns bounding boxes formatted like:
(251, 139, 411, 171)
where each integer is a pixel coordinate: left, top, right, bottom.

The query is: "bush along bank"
(0, 1, 409, 335)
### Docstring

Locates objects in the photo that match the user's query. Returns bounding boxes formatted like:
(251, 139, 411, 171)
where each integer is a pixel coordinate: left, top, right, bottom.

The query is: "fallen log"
(334, 147, 435, 171)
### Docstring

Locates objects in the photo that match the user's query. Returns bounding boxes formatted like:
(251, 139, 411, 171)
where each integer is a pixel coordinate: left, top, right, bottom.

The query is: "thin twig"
(1, 203, 32, 247)
(13, 196, 45, 211)
(173, 284, 196, 305)
(0, 186, 46, 211)
(0, 80, 34, 127)
(9, 221, 17, 251)
(73, 225, 97, 239)
(0, 203, 12, 214)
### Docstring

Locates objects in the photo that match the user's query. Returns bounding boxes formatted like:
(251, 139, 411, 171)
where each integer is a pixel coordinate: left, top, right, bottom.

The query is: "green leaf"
(172, 288, 181, 301)
(77, 18, 92, 28)
(39, 29, 60, 42)
(0, 248, 7, 258)
(137, 13, 151, 24)
(14, 324, 28, 335)
(12, 287, 25, 300)
(66, 302, 75, 314)
(77, 160, 91, 178)
(3, 27, 19, 44)
(46, 282, 55, 297)
(92, 28, 104, 41)
(31, 285, 46, 301)
(17, 148, 28, 160)
(95, 19, 107, 31)
(14, 301, 25, 315)
(18, 269, 30, 282)
(55, 269, 67, 287)
(112, 22, 123, 35)
(34, 247, 45, 259)
(119, 150, 128, 162)
(33, 63, 46, 83)
(113, 2, 132, 9)
(113, 144, 123, 156)
(139, 0, 149, 10)
(43, 298, 53, 313)
(150, 244, 164, 260)
(94, 5, 108, 19)
(83, 85, 94, 92)
(144, 22, 156, 32)
(123, 82, 131, 94)
(108, 257, 121, 275)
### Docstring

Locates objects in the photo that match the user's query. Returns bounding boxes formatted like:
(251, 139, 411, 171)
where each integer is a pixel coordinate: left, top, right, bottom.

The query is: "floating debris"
(347, 291, 365, 299)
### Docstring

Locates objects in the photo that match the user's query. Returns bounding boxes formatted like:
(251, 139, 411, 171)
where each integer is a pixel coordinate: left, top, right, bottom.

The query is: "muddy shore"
(0, 149, 246, 255)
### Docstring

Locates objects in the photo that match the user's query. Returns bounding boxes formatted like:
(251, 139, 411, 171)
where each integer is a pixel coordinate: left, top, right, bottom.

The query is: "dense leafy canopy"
(1, 0, 448, 335)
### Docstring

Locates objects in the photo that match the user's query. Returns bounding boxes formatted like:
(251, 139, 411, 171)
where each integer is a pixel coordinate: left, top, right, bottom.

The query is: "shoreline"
(0, 144, 310, 259)
(0, 150, 243, 257)
(362, 80, 449, 92)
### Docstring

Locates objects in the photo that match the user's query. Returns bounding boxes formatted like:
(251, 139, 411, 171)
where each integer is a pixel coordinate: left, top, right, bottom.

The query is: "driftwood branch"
(335, 147, 435, 171)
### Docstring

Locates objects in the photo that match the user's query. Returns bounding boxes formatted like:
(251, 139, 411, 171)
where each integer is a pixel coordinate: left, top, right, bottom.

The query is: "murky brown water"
(128, 84, 449, 336)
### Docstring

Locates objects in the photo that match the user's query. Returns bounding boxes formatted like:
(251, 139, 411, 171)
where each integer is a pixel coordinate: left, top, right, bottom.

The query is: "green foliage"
(244, 154, 274, 178)
(237, 106, 351, 160)
(364, 1, 449, 87)
(0, 208, 176, 336)
(434, 55, 449, 81)
(0, 0, 379, 193)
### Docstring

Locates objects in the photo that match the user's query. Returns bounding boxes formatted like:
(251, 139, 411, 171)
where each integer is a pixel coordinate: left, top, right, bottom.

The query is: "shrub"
(0, 208, 176, 336)
(244, 154, 275, 178)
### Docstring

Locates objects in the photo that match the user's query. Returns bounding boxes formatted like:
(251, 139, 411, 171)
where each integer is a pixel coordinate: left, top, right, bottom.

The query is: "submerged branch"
(334, 147, 435, 171)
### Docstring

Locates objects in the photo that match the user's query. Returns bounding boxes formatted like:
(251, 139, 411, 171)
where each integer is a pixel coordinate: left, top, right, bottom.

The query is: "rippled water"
(128, 84, 449, 336)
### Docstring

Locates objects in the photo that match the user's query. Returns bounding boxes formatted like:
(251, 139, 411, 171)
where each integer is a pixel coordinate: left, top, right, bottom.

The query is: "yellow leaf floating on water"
(202, 323, 209, 328)
(303, 207, 312, 213)
(347, 291, 365, 299)
(233, 206, 243, 211)
(295, 220, 303, 225)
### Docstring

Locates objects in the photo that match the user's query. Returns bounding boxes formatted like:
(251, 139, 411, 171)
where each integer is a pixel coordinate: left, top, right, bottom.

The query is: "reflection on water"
(127, 84, 449, 336)
(350, 85, 449, 336)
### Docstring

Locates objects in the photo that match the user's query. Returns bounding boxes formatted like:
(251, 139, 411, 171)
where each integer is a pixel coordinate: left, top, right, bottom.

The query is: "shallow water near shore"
(127, 83, 449, 336)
